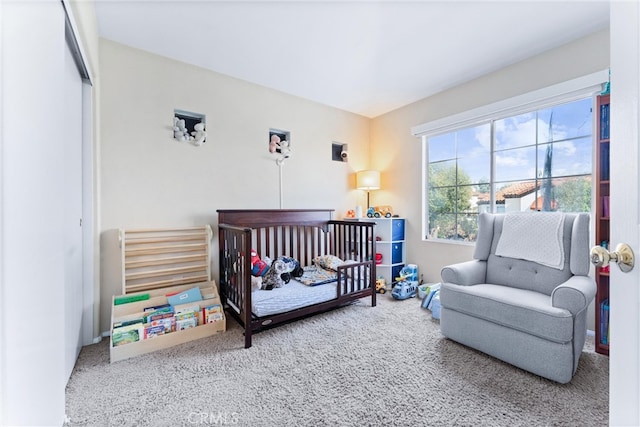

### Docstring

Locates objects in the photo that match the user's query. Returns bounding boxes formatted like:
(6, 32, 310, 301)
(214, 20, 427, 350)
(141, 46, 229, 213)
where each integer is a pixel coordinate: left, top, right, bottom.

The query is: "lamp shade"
(356, 170, 381, 190)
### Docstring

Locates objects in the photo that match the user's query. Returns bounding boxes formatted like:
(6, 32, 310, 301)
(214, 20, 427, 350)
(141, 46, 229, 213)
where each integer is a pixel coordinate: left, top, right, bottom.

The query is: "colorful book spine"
(600, 103, 610, 141)
(600, 143, 610, 181)
(600, 299, 610, 345)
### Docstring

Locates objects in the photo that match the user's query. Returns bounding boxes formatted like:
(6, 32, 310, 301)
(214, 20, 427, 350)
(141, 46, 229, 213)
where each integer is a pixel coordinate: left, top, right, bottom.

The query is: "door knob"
(591, 243, 635, 273)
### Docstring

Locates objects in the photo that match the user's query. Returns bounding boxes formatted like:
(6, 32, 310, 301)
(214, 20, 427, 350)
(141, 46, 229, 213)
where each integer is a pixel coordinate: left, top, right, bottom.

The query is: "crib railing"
(218, 224, 252, 328)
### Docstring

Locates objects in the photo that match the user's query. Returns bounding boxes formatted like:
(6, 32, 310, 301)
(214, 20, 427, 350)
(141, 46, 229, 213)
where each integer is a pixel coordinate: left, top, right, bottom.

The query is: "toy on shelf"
(375, 253, 383, 265)
(367, 205, 393, 218)
(345, 209, 356, 219)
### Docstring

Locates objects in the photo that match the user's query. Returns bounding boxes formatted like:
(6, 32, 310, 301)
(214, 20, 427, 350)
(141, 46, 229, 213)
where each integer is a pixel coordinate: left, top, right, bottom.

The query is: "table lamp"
(356, 170, 380, 209)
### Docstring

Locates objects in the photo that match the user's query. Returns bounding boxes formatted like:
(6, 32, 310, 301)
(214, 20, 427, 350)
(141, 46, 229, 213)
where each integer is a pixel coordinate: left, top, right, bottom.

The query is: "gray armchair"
(439, 212, 596, 384)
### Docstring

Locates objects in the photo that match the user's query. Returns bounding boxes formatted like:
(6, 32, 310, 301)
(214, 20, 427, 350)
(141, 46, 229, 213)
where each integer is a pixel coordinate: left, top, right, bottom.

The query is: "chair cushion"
(486, 214, 574, 295)
(440, 283, 574, 343)
(486, 254, 572, 296)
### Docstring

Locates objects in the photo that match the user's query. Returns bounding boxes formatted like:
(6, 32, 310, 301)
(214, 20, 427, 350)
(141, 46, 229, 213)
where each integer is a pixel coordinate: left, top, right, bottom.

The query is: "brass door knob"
(591, 243, 635, 273)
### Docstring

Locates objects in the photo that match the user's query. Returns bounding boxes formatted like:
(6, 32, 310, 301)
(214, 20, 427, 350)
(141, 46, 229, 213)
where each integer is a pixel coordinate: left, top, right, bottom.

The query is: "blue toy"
(392, 280, 418, 300)
(398, 264, 418, 282)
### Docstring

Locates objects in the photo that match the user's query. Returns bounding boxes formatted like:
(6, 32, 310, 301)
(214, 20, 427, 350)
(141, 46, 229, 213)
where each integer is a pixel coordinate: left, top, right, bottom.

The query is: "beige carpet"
(65, 294, 609, 427)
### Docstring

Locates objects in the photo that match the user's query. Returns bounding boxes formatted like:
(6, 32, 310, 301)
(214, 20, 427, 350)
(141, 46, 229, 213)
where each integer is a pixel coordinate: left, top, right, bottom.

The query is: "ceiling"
(94, 0, 610, 118)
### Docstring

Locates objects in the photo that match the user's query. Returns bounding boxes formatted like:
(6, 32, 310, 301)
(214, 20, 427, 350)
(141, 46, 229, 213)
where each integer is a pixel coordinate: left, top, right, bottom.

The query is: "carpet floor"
(65, 294, 609, 427)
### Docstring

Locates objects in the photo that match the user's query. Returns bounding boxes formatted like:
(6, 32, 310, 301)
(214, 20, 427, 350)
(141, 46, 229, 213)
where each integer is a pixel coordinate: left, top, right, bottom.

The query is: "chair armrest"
(551, 275, 597, 315)
(441, 260, 487, 286)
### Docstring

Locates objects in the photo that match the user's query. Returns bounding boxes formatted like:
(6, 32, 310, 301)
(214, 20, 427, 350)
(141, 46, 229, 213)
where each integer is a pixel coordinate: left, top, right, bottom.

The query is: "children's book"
(175, 310, 198, 321)
(143, 303, 170, 313)
(114, 293, 149, 306)
(144, 306, 174, 323)
(176, 317, 197, 331)
(167, 287, 203, 306)
(148, 317, 175, 334)
(113, 317, 144, 329)
(203, 304, 223, 324)
(175, 304, 201, 315)
(112, 323, 144, 347)
(144, 324, 167, 339)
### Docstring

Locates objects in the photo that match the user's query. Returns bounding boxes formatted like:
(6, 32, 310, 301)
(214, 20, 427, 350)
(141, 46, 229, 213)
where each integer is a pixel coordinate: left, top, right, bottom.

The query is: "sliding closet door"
(1, 1, 68, 425)
(1, 0, 91, 423)
(63, 35, 84, 382)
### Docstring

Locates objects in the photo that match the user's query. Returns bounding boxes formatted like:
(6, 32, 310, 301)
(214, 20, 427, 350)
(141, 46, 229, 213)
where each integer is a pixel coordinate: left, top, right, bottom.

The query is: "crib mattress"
(252, 279, 337, 317)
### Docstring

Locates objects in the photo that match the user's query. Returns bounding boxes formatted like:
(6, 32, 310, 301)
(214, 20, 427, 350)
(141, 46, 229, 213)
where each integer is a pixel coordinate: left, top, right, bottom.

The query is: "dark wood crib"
(217, 209, 376, 348)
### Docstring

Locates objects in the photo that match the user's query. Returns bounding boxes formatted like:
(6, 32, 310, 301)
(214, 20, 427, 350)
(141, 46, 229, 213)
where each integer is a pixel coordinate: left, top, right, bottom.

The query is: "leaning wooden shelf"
(119, 226, 213, 294)
(111, 226, 225, 363)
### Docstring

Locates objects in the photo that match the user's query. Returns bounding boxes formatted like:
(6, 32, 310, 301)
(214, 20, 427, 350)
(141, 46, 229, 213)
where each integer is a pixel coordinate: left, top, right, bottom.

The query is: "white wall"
(1, 1, 68, 425)
(98, 39, 371, 332)
(371, 30, 610, 328)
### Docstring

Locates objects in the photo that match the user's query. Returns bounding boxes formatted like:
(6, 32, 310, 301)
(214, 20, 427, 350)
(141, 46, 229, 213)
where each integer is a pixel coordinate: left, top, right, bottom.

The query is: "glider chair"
(439, 212, 596, 384)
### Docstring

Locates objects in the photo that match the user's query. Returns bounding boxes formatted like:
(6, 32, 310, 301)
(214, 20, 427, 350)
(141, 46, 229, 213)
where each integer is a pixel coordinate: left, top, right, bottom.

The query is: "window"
(425, 97, 593, 242)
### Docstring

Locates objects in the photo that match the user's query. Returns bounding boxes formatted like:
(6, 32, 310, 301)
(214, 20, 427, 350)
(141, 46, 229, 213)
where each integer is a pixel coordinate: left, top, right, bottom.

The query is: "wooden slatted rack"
(119, 226, 212, 294)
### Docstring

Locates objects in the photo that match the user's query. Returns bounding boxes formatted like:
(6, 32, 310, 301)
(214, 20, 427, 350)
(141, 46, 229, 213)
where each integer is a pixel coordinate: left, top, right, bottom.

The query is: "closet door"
(63, 33, 84, 382)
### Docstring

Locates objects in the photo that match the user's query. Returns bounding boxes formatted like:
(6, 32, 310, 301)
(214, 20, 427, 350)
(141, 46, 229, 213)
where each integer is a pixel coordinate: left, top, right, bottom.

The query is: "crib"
(217, 209, 376, 348)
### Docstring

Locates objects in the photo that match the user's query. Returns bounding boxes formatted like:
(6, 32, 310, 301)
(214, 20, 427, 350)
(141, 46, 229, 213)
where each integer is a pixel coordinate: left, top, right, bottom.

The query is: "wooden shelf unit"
(110, 226, 225, 363)
(120, 226, 212, 294)
(594, 94, 610, 356)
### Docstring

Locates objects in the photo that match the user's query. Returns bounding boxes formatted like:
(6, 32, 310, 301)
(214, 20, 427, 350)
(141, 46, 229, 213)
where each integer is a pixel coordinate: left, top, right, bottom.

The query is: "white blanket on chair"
(495, 212, 565, 270)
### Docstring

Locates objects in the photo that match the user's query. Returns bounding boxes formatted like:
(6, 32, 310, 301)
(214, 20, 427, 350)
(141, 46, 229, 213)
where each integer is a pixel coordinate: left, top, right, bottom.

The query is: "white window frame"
(412, 70, 609, 243)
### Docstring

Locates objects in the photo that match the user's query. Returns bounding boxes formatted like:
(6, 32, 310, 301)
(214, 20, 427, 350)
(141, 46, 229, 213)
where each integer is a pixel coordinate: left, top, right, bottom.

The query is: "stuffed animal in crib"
(251, 275, 263, 291)
(262, 258, 288, 290)
(278, 256, 304, 284)
(260, 256, 304, 290)
(251, 249, 269, 277)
